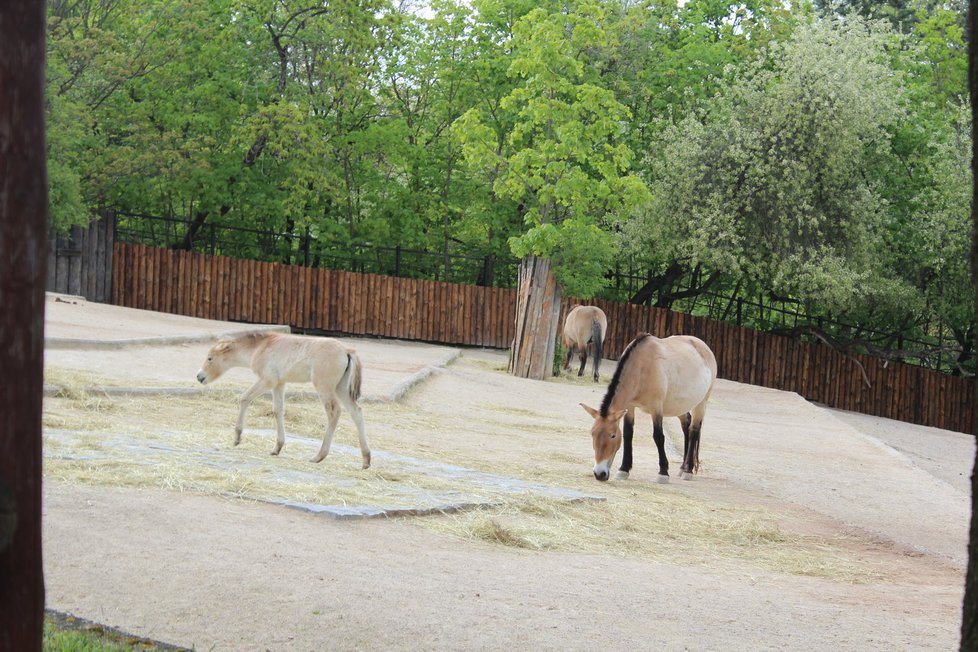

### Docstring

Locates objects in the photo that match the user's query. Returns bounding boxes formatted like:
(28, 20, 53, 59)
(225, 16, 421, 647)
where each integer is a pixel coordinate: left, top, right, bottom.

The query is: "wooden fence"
(112, 242, 974, 434)
(111, 243, 516, 349)
(46, 216, 114, 302)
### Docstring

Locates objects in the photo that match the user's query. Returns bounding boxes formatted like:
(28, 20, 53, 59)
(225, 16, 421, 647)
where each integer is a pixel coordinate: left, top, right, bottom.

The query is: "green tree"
(626, 14, 910, 319)
(455, 0, 649, 378)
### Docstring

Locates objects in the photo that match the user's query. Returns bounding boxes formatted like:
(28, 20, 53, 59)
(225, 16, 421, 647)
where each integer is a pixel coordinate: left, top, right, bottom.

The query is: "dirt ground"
(41, 294, 975, 651)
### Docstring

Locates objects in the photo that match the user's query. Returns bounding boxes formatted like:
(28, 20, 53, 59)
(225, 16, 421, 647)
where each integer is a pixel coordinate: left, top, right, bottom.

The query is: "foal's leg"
(235, 379, 270, 446)
(651, 414, 670, 483)
(615, 409, 635, 480)
(310, 395, 340, 464)
(270, 383, 287, 456)
(337, 391, 371, 469)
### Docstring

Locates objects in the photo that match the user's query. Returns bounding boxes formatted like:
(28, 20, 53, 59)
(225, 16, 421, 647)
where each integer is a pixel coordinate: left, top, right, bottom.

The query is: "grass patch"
(44, 612, 181, 651)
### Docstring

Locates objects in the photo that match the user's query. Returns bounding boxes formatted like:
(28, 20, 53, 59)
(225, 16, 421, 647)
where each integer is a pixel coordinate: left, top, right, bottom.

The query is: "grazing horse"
(561, 305, 608, 382)
(196, 331, 371, 469)
(581, 333, 716, 482)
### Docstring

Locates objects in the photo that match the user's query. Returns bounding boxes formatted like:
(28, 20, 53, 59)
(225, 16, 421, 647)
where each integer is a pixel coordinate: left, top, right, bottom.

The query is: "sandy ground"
(41, 294, 976, 651)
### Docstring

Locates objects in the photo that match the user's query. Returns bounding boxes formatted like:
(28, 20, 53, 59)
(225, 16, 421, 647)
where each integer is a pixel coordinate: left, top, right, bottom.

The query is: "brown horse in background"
(196, 331, 371, 469)
(561, 305, 607, 382)
(581, 333, 716, 482)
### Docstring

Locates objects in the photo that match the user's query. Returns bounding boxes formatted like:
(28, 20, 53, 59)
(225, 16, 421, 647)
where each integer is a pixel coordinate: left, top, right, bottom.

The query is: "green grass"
(44, 614, 182, 651)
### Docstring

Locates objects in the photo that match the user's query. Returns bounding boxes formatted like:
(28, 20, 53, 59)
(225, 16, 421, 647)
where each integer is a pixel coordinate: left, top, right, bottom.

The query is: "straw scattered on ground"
(43, 363, 887, 584)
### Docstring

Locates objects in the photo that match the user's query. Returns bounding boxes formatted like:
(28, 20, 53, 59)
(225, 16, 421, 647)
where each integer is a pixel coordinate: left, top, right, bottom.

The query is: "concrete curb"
(366, 349, 461, 403)
(45, 325, 290, 350)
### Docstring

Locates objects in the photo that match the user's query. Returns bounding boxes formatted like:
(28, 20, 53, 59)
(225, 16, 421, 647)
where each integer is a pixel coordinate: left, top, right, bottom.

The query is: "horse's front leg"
(615, 410, 635, 480)
(652, 414, 669, 483)
(270, 384, 287, 456)
(235, 380, 269, 446)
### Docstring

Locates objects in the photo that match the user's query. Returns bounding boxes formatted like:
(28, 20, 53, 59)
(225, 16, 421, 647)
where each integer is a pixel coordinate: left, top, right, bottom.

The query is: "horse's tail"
(342, 351, 362, 404)
(591, 317, 604, 380)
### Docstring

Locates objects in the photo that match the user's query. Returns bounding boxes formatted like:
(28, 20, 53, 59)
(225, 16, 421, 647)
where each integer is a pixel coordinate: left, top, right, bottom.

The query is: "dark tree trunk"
(509, 255, 562, 380)
(963, 1, 978, 648)
(0, 2, 48, 650)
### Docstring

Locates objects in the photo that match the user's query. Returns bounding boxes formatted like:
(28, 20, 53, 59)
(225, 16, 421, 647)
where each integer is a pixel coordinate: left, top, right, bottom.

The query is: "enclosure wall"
(110, 242, 975, 434)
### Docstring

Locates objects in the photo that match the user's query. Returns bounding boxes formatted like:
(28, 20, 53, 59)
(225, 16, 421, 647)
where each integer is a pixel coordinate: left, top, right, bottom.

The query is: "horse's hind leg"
(235, 380, 269, 446)
(577, 347, 587, 377)
(270, 384, 287, 456)
(679, 412, 691, 470)
(310, 395, 340, 464)
(338, 392, 371, 469)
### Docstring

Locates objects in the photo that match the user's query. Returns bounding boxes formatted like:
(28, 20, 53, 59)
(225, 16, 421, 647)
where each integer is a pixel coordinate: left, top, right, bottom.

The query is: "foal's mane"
(599, 333, 651, 417)
(228, 330, 275, 346)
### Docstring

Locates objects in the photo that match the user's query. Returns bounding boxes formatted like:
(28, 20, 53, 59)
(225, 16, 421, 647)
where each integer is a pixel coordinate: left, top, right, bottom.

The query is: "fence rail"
(112, 242, 974, 434)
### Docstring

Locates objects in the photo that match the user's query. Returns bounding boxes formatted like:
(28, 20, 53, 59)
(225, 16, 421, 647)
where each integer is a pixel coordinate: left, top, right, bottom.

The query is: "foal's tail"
(342, 351, 362, 404)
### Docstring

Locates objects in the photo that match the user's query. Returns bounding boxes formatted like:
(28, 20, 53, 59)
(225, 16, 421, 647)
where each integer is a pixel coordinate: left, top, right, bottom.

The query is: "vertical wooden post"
(961, 1, 978, 648)
(0, 2, 48, 651)
(509, 255, 562, 380)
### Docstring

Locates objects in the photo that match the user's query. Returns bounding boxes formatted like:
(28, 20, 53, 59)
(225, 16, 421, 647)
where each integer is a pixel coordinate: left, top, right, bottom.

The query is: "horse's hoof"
(615, 470, 629, 480)
(656, 474, 670, 484)
(270, 450, 280, 456)
(680, 471, 694, 481)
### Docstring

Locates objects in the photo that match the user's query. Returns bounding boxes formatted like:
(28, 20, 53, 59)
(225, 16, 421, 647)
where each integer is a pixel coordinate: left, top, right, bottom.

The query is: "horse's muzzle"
(593, 469, 609, 482)
(196, 370, 207, 384)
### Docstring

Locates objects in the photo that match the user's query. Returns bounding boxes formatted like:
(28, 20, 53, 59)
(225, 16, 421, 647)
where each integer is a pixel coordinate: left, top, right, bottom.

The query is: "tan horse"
(196, 331, 371, 469)
(561, 305, 608, 382)
(581, 333, 716, 482)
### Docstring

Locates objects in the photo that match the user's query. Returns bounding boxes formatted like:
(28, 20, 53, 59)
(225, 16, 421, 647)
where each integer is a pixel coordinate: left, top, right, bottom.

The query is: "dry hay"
(43, 380, 475, 512)
(418, 483, 878, 584)
(43, 363, 884, 584)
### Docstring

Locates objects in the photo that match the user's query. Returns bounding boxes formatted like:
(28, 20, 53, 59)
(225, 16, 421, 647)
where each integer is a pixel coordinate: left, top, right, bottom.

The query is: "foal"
(196, 331, 371, 469)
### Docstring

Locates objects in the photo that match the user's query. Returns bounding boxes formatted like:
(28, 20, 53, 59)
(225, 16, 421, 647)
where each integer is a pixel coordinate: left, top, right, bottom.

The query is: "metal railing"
(114, 212, 520, 288)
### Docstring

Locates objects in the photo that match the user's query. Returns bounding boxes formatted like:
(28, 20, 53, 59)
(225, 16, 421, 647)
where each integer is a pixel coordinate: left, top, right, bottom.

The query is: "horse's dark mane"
(599, 333, 651, 417)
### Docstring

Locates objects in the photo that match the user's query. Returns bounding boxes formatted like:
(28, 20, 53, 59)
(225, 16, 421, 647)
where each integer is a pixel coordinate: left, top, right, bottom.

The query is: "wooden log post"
(509, 255, 562, 380)
(961, 0, 978, 646)
(0, 2, 48, 650)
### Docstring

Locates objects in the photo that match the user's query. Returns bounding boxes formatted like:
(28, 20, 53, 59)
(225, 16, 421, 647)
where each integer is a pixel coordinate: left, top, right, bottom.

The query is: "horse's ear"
(216, 341, 233, 352)
(614, 409, 628, 422)
(580, 403, 599, 419)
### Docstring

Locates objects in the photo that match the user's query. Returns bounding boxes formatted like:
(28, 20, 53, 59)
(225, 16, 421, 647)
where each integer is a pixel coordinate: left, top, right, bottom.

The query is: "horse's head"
(196, 339, 235, 384)
(581, 403, 627, 481)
